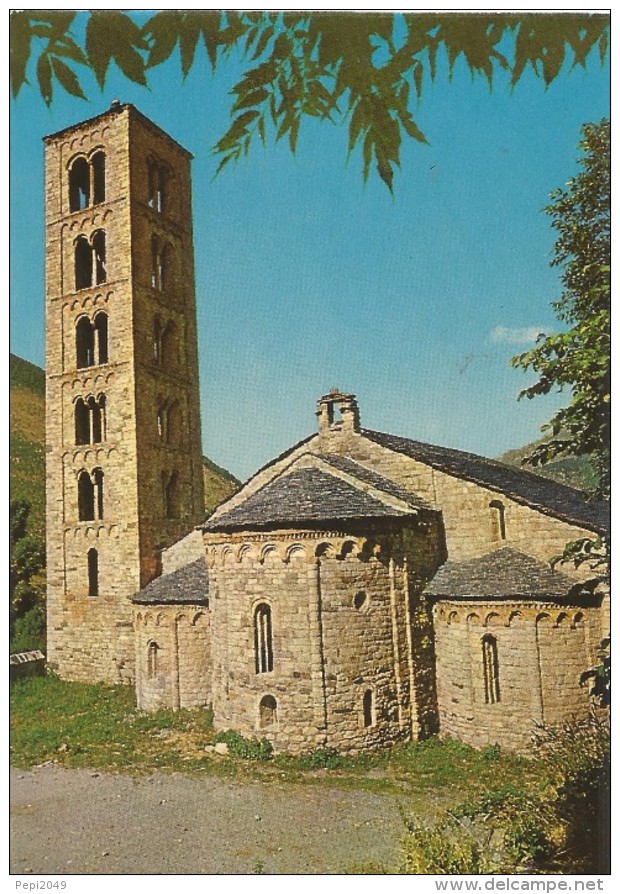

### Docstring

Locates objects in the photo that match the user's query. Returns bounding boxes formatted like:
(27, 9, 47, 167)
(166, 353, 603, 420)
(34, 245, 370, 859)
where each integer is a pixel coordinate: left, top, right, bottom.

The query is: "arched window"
(68, 152, 106, 211)
(151, 236, 163, 290)
(160, 322, 176, 368)
(93, 468, 104, 520)
(69, 157, 90, 212)
(482, 634, 500, 704)
(74, 232, 107, 290)
(153, 317, 162, 363)
(147, 641, 159, 679)
(162, 471, 179, 518)
(259, 695, 277, 728)
(362, 689, 374, 728)
(76, 315, 108, 369)
(75, 395, 106, 445)
(87, 548, 99, 597)
(254, 603, 273, 674)
(76, 316, 94, 368)
(75, 398, 90, 444)
(75, 236, 92, 290)
(78, 470, 95, 521)
(91, 151, 106, 204)
(148, 161, 167, 213)
(92, 230, 107, 285)
(94, 312, 108, 364)
(489, 500, 506, 541)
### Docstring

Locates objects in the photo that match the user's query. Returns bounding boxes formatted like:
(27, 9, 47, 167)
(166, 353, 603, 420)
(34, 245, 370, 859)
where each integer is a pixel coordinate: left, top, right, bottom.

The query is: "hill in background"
(497, 439, 597, 493)
(10, 354, 46, 539)
(9, 354, 240, 540)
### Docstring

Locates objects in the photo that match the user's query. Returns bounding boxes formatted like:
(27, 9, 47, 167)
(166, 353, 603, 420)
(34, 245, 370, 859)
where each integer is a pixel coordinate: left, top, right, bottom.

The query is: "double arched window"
(75, 230, 107, 290)
(76, 313, 108, 368)
(75, 395, 106, 445)
(254, 603, 273, 674)
(69, 151, 105, 212)
(78, 468, 104, 521)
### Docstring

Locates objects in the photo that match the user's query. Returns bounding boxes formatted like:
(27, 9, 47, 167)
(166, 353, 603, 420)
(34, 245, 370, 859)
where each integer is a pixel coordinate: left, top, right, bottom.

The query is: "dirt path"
(10, 766, 407, 875)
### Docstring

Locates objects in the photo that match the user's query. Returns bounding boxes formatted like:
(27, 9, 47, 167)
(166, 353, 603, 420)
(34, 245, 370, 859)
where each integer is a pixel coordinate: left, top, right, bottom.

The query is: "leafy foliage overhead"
(511, 120, 610, 503)
(10, 10, 609, 190)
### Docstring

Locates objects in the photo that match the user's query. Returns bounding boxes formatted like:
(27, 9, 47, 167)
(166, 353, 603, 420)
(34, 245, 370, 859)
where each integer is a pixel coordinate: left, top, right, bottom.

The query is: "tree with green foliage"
(10, 499, 46, 652)
(511, 119, 610, 505)
(10, 10, 609, 190)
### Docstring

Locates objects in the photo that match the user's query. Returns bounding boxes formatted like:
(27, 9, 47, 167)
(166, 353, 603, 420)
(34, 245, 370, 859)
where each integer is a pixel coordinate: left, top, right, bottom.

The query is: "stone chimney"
(316, 389, 360, 439)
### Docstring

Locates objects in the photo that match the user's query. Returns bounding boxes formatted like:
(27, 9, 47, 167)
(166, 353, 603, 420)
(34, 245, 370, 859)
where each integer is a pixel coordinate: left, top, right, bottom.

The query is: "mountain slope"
(497, 439, 598, 493)
(10, 354, 46, 539)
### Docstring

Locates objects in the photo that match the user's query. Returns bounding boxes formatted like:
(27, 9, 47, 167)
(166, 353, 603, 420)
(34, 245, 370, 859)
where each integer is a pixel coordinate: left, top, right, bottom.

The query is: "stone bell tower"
(44, 102, 204, 683)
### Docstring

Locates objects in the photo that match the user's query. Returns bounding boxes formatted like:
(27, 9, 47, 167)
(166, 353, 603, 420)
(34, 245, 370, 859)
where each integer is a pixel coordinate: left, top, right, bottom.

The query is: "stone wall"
(134, 605, 211, 710)
(205, 522, 440, 754)
(45, 105, 204, 684)
(433, 599, 601, 751)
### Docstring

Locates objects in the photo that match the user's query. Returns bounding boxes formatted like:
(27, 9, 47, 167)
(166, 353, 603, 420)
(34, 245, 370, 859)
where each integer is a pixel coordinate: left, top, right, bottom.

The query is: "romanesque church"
(45, 104, 609, 755)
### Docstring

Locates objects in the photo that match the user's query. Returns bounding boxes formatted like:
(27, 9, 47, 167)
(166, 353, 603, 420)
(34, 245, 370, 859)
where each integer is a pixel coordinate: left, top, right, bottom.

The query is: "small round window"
(354, 590, 369, 611)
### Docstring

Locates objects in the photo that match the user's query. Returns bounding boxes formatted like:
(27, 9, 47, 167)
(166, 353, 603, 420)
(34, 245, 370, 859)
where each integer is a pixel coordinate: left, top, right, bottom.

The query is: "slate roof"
(204, 466, 422, 532)
(425, 547, 577, 600)
(132, 558, 209, 605)
(321, 453, 434, 511)
(362, 429, 609, 534)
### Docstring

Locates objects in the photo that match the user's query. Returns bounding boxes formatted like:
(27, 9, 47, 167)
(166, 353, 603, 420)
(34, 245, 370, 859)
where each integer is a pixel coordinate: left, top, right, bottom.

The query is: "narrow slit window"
(489, 500, 506, 541)
(87, 548, 99, 597)
(254, 603, 273, 674)
(482, 634, 500, 704)
(147, 641, 159, 679)
(363, 689, 374, 727)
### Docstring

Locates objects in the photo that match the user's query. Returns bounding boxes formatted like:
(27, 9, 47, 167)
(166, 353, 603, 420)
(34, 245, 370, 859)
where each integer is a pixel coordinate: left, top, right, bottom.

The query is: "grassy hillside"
(498, 439, 598, 493)
(9, 353, 240, 534)
(10, 354, 46, 539)
(203, 455, 240, 513)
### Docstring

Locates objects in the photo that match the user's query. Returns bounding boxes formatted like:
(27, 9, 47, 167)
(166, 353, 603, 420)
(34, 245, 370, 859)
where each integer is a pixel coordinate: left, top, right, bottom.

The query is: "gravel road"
(10, 766, 406, 875)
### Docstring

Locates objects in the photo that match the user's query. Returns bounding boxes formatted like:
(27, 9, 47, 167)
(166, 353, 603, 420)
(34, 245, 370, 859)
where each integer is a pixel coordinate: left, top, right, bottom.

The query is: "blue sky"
(9, 12, 610, 481)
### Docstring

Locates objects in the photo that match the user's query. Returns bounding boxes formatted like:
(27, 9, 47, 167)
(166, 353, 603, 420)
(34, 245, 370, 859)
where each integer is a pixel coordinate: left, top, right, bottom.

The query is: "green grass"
(10, 675, 536, 803)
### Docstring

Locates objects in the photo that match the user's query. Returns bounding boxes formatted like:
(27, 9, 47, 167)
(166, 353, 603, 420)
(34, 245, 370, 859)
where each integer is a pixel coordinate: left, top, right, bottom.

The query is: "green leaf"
(401, 113, 428, 144)
(9, 12, 32, 98)
(179, 18, 200, 79)
(252, 23, 274, 61)
(232, 87, 270, 113)
(50, 57, 86, 100)
(289, 117, 300, 153)
(143, 11, 180, 70)
(36, 52, 53, 106)
(85, 11, 147, 88)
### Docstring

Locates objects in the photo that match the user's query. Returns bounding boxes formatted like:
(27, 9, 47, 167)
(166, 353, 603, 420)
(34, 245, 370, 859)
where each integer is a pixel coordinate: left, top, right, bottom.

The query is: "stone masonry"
(45, 103, 204, 683)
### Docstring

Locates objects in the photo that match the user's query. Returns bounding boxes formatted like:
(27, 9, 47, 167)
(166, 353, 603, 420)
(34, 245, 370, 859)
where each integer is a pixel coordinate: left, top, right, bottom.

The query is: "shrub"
(401, 817, 485, 874)
(10, 603, 46, 654)
(213, 729, 273, 761)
